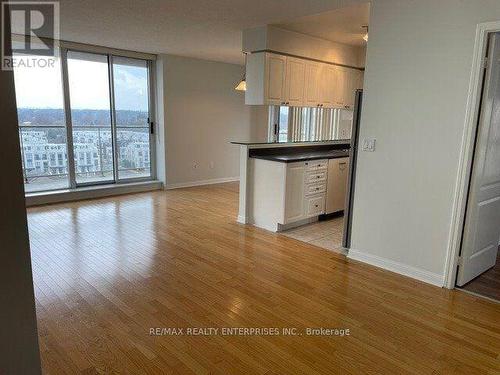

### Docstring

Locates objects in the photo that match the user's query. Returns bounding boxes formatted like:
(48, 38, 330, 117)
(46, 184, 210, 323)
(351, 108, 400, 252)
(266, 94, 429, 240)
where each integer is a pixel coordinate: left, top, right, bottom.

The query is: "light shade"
(235, 78, 246, 91)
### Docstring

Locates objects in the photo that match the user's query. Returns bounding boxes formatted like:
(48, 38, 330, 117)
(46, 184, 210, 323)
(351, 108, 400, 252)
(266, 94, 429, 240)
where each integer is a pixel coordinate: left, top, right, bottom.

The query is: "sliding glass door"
(12, 45, 155, 193)
(112, 57, 152, 180)
(13, 47, 70, 193)
(67, 51, 115, 185)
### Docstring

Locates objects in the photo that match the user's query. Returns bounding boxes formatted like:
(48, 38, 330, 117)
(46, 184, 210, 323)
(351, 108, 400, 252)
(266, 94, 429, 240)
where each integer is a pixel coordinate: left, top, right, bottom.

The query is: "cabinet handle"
(315, 204, 319, 208)
(316, 176, 320, 178)
(316, 187, 319, 190)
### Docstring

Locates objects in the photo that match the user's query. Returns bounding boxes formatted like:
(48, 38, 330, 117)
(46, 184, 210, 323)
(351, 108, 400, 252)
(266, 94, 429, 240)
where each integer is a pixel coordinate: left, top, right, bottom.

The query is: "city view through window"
(14, 50, 152, 193)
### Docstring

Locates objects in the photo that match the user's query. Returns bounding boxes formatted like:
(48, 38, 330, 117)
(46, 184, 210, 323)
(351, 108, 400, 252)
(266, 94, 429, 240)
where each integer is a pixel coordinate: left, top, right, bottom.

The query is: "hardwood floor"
(28, 182, 500, 374)
(461, 251, 500, 302)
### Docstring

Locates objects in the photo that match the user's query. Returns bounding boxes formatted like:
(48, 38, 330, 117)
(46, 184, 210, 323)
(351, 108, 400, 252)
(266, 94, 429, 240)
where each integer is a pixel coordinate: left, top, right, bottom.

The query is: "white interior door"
(457, 33, 500, 286)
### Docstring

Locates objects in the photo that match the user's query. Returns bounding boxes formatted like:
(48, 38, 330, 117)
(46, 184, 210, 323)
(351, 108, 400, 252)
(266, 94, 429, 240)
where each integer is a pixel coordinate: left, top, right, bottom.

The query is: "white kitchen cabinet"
(266, 53, 287, 105)
(246, 52, 286, 105)
(306, 195, 326, 216)
(245, 51, 363, 108)
(284, 162, 306, 223)
(341, 69, 364, 109)
(305, 62, 323, 107)
(320, 65, 338, 108)
(250, 158, 329, 231)
(285, 57, 306, 106)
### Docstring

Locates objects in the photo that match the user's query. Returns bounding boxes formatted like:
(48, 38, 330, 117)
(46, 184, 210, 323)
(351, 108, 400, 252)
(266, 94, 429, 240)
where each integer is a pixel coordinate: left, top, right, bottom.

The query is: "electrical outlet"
(362, 138, 376, 152)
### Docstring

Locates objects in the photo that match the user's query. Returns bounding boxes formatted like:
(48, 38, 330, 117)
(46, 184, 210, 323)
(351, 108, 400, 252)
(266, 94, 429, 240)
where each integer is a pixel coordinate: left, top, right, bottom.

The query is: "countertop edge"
(250, 153, 349, 163)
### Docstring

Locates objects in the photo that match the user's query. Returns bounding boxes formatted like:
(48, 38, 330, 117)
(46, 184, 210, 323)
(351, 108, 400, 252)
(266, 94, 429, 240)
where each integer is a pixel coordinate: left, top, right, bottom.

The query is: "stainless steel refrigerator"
(342, 89, 363, 249)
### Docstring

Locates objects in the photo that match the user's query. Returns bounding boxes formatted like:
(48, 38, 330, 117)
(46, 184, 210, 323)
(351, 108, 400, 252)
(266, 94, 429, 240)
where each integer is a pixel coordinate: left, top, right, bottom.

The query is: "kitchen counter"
(250, 149, 349, 163)
(233, 141, 351, 226)
(231, 139, 350, 146)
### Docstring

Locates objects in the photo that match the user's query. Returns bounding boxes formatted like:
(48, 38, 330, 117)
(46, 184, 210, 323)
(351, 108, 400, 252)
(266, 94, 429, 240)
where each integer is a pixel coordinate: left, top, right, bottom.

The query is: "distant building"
(20, 128, 150, 179)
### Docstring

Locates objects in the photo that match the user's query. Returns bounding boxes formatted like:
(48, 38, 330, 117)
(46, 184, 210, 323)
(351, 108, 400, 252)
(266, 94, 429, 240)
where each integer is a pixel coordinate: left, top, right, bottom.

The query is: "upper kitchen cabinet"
(304, 61, 323, 107)
(245, 51, 363, 108)
(319, 65, 338, 108)
(246, 52, 285, 105)
(266, 53, 287, 104)
(285, 57, 306, 106)
(340, 68, 364, 109)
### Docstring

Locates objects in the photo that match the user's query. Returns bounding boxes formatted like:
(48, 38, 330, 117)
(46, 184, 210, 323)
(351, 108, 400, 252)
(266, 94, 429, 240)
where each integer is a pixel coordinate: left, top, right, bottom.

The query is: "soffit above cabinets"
(273, 2, 370, 47)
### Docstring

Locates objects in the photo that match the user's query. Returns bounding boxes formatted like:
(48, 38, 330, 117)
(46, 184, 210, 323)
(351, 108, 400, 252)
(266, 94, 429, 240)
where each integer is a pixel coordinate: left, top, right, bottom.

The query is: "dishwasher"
(325, 157, 350, 214)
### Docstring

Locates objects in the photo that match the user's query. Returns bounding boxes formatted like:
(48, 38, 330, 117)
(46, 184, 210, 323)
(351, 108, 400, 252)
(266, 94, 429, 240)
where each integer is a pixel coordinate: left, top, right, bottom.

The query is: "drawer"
(306, 195, 325, 216)
(306, 170, 327, 183)
(305, 183, 326, 196)
(305, 159, 328, 171)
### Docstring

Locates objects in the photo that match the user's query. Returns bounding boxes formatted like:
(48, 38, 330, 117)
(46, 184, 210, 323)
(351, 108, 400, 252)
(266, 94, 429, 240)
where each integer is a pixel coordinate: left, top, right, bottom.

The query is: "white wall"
(350, 0, 500, 285)
(243, 25, 366, 68)
(157, 54, 268, 188)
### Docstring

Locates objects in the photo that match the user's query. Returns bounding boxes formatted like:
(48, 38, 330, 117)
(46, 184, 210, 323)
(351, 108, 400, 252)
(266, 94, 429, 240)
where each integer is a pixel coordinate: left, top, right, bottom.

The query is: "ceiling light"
(235, 53, 247, 91)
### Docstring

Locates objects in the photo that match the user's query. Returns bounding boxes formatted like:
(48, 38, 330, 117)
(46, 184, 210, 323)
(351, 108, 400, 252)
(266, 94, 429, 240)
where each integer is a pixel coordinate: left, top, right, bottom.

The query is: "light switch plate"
(362, 138, 376, 152)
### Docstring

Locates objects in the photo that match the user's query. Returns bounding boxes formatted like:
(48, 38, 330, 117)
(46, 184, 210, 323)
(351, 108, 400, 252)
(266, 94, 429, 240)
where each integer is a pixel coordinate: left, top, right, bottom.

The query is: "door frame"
(444, 21, 500, 289)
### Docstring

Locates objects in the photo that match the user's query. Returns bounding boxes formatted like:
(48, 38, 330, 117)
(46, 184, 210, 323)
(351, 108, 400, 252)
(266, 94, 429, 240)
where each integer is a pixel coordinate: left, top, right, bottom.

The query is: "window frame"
(13, 37, 157, 194)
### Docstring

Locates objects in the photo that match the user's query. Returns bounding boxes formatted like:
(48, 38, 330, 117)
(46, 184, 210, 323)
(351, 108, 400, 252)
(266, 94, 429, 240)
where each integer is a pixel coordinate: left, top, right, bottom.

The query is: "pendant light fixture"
(235, 53, 247, 91)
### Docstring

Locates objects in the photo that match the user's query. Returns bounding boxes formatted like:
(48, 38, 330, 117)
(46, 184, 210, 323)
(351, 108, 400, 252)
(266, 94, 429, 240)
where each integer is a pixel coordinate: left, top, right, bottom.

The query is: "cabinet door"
(332, 66, 347, 108)
(284, 162, 306, 223)
(342, 69, 362, 109)
(320, 65, 337, 108)
(265, 53, 286, 105)
(285, 57, 306, 106)
(304, 62, 322, 106)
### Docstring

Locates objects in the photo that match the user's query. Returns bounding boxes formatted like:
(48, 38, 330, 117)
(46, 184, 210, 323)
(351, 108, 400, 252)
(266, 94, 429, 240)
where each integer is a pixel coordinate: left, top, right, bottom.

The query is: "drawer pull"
(315, 204, 319, 208)
(316, 187, 320, 190)
(317, 176, 320, 179)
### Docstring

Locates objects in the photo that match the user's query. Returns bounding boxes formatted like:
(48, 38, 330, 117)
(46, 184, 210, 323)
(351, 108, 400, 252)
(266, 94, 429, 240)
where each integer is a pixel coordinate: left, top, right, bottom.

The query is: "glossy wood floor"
(28, 183, 500, 374)
(461, 251, 500, 302)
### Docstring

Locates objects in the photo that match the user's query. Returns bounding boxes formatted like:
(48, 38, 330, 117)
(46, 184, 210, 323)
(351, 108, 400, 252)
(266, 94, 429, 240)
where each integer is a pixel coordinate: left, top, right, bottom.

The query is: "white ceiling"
(42, 0, 366, 65)
(275, 2, 370, 46)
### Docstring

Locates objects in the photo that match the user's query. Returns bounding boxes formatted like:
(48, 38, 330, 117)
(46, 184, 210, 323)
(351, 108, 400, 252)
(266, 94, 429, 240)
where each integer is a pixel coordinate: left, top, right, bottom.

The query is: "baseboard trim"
(26, 180, 163, 207)
(166, 177, 239, 190)
(237, 215, 249, 224)
(348, 249, 445, 287)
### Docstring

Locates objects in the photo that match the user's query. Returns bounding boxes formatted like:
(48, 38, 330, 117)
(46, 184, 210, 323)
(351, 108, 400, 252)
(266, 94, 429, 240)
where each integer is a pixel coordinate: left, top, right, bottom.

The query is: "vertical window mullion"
(108, 55, 119, 183)
(147, 60, 156, 180)
(60, 47, 77, 189)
